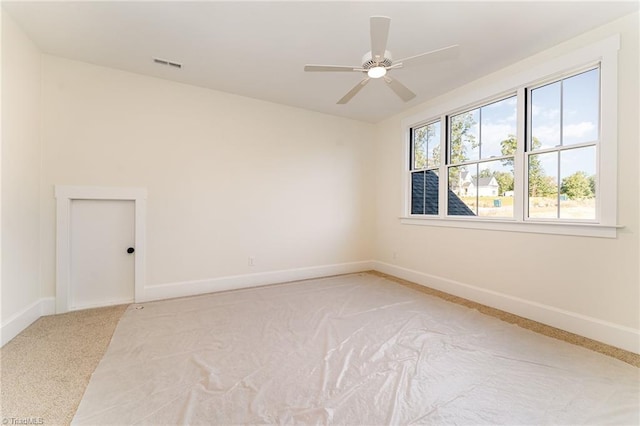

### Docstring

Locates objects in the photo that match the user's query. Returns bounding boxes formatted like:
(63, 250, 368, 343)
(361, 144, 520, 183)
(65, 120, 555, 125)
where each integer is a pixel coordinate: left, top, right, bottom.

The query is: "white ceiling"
(3, 1, 638, 123)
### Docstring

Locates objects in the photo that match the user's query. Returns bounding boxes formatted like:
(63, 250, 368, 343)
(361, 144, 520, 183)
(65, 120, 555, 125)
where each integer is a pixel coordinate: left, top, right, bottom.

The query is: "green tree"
(450, 112, 477, 165)
(493, 171, 514, 195)
(500, 134, 517, 164)
(413, 124, 438, 169)
(535, 175, 558, 197)
(447, 112, 477, 191)
(478, 168, 493, 178)
(500, 134, 556, 197)
(561, 171, 594, 199)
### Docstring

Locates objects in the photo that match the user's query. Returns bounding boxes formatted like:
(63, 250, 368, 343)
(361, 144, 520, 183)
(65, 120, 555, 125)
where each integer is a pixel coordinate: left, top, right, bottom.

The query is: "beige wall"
(39, 56, 375, 295)
(373, 13, 639, 331)
(1, 11, 42, 322)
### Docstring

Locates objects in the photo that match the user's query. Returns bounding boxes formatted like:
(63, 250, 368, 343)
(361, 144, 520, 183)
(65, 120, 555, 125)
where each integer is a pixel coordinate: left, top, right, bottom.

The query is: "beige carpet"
(375, 272, 640, 368)
(1, 272, 638, 425)
(72, 273, 639, 425)
(0, 304, 128, 425)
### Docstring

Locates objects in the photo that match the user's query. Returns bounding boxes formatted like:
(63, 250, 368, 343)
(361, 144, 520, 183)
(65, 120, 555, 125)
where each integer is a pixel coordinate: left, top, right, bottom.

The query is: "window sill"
(399, 216, 622, 238)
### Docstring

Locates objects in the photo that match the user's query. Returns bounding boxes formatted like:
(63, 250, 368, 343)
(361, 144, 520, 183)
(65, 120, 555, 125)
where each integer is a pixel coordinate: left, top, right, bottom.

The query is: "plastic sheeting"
(73, 274, 639, 425)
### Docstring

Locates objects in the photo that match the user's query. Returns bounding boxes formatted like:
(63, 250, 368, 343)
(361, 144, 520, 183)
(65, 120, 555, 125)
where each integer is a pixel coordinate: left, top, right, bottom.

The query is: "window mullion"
(557, 80, 563, 218)
(438, 114, 447, 218)
(514, 87, 526, 222)
(531, 141, 596, 155)
(450, 156, 514, 168)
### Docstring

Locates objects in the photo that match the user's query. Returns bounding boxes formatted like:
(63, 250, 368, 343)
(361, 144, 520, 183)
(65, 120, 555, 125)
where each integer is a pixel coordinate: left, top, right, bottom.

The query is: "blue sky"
(531, 68, 599, 178)
(418, 67, 598, 179)
(471, 68, 598, 178)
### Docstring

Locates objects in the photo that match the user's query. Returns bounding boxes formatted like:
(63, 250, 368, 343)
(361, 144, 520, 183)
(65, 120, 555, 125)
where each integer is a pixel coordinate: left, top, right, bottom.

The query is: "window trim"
(400, 35, 620, 238)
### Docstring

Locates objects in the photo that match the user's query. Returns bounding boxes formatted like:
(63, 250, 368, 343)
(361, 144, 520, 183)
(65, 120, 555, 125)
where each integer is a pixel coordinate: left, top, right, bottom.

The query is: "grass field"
(456, 196, 595, 219)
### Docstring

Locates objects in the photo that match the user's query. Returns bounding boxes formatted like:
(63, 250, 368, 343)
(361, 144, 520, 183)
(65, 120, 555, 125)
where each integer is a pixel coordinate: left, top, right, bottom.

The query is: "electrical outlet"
(392, 251, 398, 260)
(248, 256, 255, 267)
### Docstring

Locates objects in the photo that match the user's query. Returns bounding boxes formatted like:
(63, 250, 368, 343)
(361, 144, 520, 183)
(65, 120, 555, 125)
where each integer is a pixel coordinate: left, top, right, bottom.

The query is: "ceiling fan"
(304, 16, 459, 104)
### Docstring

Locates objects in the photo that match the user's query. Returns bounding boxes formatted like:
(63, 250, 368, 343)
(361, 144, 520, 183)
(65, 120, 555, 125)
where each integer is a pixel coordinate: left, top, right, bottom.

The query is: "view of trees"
(449, 112, 477, 165)
(561, 171, 595, 199)
(414, 114, 595, 204)
(446, 112, 478, 190)
(500, 135, 555, 197)
(412, 68, 598, 220)
(412, 123, 439, 169)
(498, 134, 595, 200)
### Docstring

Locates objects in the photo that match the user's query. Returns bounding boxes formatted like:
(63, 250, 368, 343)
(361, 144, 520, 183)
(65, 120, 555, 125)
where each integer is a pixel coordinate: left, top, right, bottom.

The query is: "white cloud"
(480, 123, 516, 157)
(563, 121, 596, 141)
(532, 105, 560, 120)
(531, 124, 560, 148)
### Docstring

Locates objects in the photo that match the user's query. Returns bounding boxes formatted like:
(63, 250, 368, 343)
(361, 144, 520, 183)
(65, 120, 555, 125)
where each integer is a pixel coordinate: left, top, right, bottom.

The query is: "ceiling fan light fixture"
(367, 66, 387, 79)
(304, 16, 454, 103)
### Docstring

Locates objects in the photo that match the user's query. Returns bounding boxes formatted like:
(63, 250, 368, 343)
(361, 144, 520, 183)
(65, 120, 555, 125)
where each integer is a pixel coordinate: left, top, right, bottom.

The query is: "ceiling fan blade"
(383, 76, 416, 102)
(304, 64, 361, 72)
(370, 16, 391, 62)
(395, 44, 460, 67)
(337, 78, 370, 104)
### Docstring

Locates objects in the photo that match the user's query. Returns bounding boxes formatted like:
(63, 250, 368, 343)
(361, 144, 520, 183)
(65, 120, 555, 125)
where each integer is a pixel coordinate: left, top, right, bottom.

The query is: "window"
(527, 68, 599, 220)
(447, 96, 517, 218)
(401, 36, 619, 238)
(410, 121, 440, 215)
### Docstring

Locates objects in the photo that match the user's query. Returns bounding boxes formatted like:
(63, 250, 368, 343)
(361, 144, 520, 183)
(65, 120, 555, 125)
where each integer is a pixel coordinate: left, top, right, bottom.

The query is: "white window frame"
(524, 65, 600, 222)
(444, 93, 518, 219)
(400, 35, 621, 238)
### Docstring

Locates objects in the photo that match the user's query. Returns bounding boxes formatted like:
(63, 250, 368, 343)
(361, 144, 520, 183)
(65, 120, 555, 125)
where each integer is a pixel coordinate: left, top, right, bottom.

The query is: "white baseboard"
(373, 261, 640, 355)
(1, 297, 56, 347)
(11, 262, 634, 354)
(143, 260, 375, 302)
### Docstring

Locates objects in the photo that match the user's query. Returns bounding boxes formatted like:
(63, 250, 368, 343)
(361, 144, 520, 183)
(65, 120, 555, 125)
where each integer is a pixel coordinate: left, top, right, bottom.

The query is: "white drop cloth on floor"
(72, 273, 639, 425)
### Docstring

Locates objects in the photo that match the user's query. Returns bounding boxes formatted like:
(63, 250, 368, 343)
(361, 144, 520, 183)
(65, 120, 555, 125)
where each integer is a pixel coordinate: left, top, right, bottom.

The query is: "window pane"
(448, 165, 477, 215)
(563, 69, 599, 146)
(428, 122, 441, 168)
(477, 160, 514, 218)
(559, 146, 596, 219)
(528, 152, 559, 218)
(480, 96, 517, 159)
(411, 171, 425, 214)
(450, 110, 479, 164)
(411, 170, 439, 215)
(531, 81, 561, 150)
(412, 128, 427, 170)
(413, 122, 441, 170)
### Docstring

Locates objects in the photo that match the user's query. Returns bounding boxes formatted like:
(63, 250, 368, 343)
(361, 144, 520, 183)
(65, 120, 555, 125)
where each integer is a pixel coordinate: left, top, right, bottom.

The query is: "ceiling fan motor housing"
(362, 50, 393, 69)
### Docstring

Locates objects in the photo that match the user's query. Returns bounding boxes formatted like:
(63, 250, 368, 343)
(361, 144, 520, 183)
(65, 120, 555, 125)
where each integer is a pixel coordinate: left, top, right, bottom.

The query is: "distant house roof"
(477, 177, 498, 187)
(411, 170, 475, 216)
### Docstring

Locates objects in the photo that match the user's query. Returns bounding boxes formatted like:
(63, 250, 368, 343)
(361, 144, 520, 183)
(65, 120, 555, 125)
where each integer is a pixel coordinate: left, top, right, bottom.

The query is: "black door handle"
(127, 247, 135, 254)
